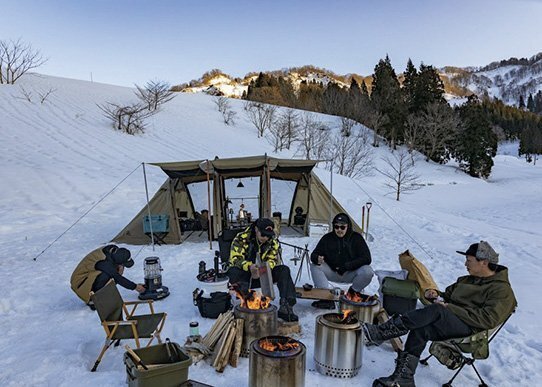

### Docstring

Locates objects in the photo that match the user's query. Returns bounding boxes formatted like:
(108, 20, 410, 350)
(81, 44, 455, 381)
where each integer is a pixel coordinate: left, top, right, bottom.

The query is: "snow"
(1, 74, 542, 386)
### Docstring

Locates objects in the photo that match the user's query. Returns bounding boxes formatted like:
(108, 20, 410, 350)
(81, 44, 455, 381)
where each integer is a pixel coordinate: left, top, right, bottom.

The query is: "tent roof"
(150, 155, 320, 179)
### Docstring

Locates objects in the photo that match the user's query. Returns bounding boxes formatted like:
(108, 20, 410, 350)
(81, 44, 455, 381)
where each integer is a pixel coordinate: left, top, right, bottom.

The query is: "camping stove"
(138, 256, 170, 300)
(314, 312, 363, 378)
(234, 304, 278, 357)
(339, 293, 380, 323)
(249, 336, 306, 387)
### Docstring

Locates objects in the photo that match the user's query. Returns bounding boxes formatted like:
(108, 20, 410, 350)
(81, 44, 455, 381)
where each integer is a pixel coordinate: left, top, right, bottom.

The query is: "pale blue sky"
(1, 0, 541, 87)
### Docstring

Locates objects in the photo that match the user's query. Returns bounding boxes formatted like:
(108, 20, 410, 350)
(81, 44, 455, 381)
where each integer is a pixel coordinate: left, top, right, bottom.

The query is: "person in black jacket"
(310, 213, 373, 308)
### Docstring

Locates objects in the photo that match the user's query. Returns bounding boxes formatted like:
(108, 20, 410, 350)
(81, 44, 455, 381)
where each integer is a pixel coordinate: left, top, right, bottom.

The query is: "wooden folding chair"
(89, 280, 167, 371)
(420, 312, 514, 387)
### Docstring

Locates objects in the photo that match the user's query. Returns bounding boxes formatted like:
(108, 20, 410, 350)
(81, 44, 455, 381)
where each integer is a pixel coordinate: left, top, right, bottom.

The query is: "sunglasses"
(333, 224, 347, 230)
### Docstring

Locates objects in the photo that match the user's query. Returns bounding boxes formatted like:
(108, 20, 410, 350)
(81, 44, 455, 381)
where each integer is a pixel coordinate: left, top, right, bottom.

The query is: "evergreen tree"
(453, 95, 497, 178)
(412, 64, 445, 112)
(371, 55, 407, 148)
(527, 93, 535, 112)
(519, 95, 525, 109)
(402, 58, 418, 112)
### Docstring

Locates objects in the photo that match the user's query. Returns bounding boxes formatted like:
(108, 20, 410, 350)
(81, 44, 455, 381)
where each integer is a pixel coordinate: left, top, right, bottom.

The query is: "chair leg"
(443, 362, 466, 386)
(470, 362, 488, 387)
(420, 353, 433, 365)
(91, 339, 114, 372)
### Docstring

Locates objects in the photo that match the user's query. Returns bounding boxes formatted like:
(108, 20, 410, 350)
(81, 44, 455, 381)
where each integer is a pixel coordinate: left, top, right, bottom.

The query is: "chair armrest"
(124, 300, 153, 306)
(103, 320, 137, 326)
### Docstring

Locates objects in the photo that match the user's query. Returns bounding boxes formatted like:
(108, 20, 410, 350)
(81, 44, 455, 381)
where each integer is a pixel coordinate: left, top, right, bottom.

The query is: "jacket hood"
(332, 212, 353, 237)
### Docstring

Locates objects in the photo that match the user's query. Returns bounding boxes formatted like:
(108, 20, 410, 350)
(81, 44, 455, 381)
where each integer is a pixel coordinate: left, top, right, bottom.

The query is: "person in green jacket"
(363, 240, 517, 387)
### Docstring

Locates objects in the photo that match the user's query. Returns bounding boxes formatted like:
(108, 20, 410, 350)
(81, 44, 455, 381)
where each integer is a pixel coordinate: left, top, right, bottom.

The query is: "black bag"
(193, 289, 232, 319)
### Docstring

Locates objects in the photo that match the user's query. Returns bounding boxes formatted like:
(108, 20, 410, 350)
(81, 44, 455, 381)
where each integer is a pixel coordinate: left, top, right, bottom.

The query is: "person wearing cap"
(363, 241, 517, 387)
(70, 245, 146, 309)
(309, 212, 373, 309)
(227, 218, 298, 322)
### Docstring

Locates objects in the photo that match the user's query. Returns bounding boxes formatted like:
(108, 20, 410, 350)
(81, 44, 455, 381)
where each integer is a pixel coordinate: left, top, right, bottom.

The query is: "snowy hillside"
(1, 74, 541, 387)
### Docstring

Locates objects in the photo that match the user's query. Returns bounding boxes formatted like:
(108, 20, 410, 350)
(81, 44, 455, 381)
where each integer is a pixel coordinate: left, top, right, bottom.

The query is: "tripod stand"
(278, 240, 311, 286)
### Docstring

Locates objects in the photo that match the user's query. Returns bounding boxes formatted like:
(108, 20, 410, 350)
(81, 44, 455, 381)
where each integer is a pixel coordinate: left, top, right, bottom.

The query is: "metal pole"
(206, 160, 212, 250)
(143, 162, 155, 252)
(365, 202, 372, 240)
(329, 167, 333, 228)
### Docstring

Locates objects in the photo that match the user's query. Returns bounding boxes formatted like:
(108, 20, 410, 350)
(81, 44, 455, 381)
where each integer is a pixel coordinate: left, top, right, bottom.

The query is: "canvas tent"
(113, 155, 361, 245)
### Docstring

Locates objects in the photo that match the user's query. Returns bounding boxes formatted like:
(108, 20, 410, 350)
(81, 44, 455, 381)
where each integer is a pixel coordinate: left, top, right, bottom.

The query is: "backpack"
(193, 289, 232, 319)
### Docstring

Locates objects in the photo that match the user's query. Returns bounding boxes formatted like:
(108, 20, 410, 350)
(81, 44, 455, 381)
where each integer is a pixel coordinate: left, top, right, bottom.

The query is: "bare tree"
(418, 102, 459, 163)
(245, 101, 276, 137)
(331, 126, 374, 178)
(376, 149, 422, 201)
(97, 102, 154, 135)
(296, 113, 330, 160)
(38, 87, 56, 104)
(15, 85, 33, 102)
(340, 117, 357, 137)
(364, 108, 389, 147)
(266, 108, 300, 151)
(0, 39, 48, 84)
(134, 80, 175, 111)
(213, 96, 237, 125)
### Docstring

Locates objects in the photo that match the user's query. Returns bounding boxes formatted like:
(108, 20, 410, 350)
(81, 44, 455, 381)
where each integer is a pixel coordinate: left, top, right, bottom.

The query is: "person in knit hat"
(70, 245, 145, 309)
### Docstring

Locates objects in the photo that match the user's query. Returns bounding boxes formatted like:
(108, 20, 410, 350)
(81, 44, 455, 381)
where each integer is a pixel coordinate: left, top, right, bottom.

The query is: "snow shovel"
(255, 252, 275, 300)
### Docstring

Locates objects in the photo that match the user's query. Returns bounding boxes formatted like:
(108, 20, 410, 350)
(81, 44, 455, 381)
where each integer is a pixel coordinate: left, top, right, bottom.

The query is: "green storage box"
(124, 342, 192, 387)
(381, 277, 420, 315)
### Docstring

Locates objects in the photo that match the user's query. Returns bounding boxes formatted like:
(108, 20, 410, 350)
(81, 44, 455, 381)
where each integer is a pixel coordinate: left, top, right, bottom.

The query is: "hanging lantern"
(139, 256, 170, 300)
(237, 179, 244, 188)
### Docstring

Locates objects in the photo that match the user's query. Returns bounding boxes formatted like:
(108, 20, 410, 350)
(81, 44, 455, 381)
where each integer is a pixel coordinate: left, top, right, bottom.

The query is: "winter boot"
(373, 351, 419, 387)
(363, 315, 408, 346)
(278, 298, 299, 322)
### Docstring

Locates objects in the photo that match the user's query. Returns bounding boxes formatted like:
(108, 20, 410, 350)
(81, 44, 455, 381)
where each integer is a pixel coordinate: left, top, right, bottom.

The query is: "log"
(278, 320, 301, 335)
(229, 319, 244, 367)
(202, 311, 234, 349)
(376, 309, 404, 352)
(211, 321, 232, 368)
(213, 323, 236, 372)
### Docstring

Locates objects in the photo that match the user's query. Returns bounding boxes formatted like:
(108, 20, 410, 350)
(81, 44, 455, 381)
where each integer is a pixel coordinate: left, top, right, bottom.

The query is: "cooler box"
(381, 277, 420, 316)
(124, 342, 191, 387)
(143, 214, 170, 234)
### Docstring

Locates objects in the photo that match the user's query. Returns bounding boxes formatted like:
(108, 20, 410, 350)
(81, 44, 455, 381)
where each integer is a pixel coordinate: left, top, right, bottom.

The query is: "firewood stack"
(201, 311, 245, 372)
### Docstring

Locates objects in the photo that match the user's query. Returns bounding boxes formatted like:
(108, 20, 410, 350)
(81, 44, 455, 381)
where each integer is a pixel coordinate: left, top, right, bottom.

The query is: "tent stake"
(143, 162, 155, 252)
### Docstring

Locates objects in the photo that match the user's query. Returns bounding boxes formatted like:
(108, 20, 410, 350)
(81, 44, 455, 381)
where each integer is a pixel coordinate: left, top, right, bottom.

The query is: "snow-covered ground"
(0, 74, 541, 386)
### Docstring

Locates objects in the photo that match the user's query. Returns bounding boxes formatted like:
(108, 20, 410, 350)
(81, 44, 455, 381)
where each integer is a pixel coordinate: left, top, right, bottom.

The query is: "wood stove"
(313, 312, 363, 378)
(249, 336, 306, 387)
(339, 292, 380, 323)
(234, 304, 278, 357)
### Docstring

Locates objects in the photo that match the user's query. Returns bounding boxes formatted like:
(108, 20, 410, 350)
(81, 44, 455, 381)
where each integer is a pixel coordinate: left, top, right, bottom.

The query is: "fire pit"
(314, 311, 363, 378)
(339, 292, 380, 323)
(249, 336, 306, 387)
(233, 290, 278, 357)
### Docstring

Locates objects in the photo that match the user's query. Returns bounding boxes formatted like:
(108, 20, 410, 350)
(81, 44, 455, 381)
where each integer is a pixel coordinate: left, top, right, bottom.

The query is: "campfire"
(345, 289, 378, 303)
(233, 289, 272, 310)
(250, 336, 306, 387)
(258, 336, 301, 356)
(323, 311, 359, 325)
(339, 291, 380, 324)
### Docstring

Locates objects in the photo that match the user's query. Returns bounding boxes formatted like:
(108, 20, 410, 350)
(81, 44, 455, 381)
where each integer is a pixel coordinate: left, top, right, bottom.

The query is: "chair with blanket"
(420, 311, 514, 387)
(89, 280, 167, 371)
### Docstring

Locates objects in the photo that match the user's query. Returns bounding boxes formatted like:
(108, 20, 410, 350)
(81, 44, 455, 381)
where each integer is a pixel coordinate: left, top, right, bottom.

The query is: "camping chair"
(420, 311, 514, 387)
(89, 280, 167, 371)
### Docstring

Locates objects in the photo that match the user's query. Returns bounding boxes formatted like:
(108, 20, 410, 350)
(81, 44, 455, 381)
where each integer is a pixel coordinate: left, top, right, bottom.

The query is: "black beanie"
(111, 248, 134, 268)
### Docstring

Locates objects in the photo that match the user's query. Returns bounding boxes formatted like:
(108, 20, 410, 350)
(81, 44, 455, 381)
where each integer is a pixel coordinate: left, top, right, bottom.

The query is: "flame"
(232, 289, 271, 310)
(259, 338, 300, 352)
(345, 291, 363, 303)
(341, 309, 355, 321)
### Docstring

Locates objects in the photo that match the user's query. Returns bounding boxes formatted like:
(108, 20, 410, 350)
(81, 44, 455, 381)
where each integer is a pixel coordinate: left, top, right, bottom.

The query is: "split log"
(376, 309, 403, 352)
(278, 320, 301, 336)
(213, 323, 237, 372)
(229, 319, 244, 367)
(202, 311, 234, 349)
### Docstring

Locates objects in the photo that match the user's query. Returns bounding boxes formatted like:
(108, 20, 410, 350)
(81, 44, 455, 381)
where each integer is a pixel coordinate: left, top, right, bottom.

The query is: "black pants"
(401, 304, 473, 357)
(226, 265, 297, 305)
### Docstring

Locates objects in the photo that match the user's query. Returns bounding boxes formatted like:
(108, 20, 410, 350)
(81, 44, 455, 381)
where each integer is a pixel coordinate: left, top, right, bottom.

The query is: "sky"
(1, 0, 541, 87)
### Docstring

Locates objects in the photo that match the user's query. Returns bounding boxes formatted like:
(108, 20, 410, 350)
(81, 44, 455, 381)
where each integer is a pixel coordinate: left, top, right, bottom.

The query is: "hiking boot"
(362, 315, 408, 346)
(373, 351, 419, 387)
(87, 301, 96, 311)
(311, 300, 336, 309)
(278, 298, 299, 322)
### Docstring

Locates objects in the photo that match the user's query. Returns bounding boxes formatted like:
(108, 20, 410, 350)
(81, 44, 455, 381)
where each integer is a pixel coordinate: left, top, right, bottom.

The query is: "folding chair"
(420, 311, 514, 387)
(89, 280, 167, 371)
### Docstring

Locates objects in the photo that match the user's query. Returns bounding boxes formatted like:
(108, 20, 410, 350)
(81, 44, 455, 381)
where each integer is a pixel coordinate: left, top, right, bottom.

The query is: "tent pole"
(206, 160, 212, 250)
(143, 162, 155, 252)
(329, 166, 333, 227)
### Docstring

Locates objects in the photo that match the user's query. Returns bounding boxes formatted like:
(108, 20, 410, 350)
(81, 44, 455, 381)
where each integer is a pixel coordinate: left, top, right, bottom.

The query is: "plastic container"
(124, 342, 191, 387)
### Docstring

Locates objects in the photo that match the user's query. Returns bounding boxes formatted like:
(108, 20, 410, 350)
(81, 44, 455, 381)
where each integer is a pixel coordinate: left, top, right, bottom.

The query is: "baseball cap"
(456, 241, 499, 264)
(255, 218, 275, 238)
(332, 213, 349, 225)
(111, 247, 134, 268)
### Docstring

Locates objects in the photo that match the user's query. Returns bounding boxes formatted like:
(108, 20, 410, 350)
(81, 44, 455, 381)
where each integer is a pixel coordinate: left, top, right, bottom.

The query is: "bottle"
(198, 261, 206, 275)
(189, 321, 199, 336)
